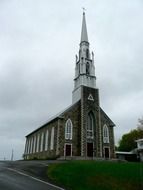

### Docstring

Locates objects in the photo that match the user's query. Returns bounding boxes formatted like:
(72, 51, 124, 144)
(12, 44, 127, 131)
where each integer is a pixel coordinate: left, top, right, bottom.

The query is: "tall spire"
(72, 12, 96, 104)
(80, 11, 88, 43)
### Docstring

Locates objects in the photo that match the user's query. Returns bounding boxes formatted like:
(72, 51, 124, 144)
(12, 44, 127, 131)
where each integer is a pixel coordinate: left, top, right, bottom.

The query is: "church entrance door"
(87, 143, 93, 157)
(65, 144, 72, 156)
(104, 147, 110, 159)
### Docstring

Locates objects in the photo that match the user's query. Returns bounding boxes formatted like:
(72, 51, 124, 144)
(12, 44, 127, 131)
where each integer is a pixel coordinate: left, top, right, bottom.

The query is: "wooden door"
(104, 148, 109, 159)
(65, 144, 72, 156)
(87, 143, 93, 157)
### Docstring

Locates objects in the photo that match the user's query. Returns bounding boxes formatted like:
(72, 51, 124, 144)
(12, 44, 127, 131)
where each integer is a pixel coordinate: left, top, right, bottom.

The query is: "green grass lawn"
(47, 160, 143, 190)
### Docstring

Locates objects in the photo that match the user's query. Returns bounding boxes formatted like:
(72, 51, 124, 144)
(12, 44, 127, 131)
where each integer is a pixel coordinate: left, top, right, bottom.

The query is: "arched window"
(86, 49, 89, 58)
(27, 139, 30, 154)
(30, 137, 33, 154)
(25, 139, 28, 154)
(36, 134, 40, 153)
(33, 135, 36, 153)
(45, 130, 49, 151)
(50, 127, 54, 150)
(87, 112, 94, 139)
(103, 124, 109, 143)
(86, 62, 90, 75)
(40, 132, 44, 152)
(65, 119, 73, 140)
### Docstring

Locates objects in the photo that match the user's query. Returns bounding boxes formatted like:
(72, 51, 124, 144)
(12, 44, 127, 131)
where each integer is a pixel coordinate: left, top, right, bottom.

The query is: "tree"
(118, 117, 143, 151)
(137, 117, 143, 130)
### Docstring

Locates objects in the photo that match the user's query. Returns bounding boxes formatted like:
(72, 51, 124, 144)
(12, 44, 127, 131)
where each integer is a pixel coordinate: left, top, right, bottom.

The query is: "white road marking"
(7, 168, 65, 190)
(41, 163, 49, 166)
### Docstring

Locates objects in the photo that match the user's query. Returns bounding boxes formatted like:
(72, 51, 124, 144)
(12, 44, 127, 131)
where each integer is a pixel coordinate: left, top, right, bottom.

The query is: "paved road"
(0, 161, 64, 190)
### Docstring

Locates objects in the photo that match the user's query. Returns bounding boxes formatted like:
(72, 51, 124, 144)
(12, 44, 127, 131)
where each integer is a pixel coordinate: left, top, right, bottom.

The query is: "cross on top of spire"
(82, 7, 86, 13)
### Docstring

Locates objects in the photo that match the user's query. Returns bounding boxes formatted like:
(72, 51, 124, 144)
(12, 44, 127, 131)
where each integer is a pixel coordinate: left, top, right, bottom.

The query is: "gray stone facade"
(24, 86, 115, 160)
(23, 12, 116, 160)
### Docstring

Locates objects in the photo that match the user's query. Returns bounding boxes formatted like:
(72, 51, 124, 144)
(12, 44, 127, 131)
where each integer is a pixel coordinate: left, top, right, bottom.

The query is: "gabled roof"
(26, 101, 80, 137)
(100, 107, 115, 127)
(26, 102, 115, 137)
(135, 138, 143, 142)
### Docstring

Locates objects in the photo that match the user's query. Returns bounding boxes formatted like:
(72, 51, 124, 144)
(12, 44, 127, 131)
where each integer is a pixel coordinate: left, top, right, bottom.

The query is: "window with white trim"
(30, 137, 33, 154)
(103, 124, 109, 143)
(36, 134, 40, 153)
(27, 139, 30, 154)
(87, 112, 94, 139)
(33, 135, 36, 153)
(45, 130, 49, 151)
(40, 132, 44, 152)
(65, 119, 73, 140)
(50, 127, 54, 150)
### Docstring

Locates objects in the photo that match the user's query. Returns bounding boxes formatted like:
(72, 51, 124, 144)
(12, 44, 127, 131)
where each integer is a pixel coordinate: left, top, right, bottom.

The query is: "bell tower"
(72, 12, 96, 104)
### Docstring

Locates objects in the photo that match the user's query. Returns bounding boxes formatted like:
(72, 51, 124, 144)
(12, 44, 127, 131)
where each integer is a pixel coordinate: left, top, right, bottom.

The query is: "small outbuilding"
(136, 138, 143, 161)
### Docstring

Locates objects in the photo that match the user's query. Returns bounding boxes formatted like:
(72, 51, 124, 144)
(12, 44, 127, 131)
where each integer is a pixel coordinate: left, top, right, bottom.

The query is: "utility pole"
(11, 149, 14, 161)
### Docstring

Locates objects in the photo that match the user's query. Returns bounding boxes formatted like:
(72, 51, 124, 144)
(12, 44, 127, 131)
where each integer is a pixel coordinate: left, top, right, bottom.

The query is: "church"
(24, 12, 115, 160)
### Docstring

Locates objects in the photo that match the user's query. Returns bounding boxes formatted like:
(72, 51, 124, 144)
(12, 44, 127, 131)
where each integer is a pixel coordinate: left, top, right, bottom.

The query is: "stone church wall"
(24, 119, 59, 160)
(58, 101, 81, 157)
(24, 12, 116, 160)
(100, 111, 115, 158)
(81, 85, 101, 157)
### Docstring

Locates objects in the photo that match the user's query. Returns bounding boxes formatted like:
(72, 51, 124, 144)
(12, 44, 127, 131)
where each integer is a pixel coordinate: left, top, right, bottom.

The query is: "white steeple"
(72, 12, 96, 104)
(81, 12, 88, 43)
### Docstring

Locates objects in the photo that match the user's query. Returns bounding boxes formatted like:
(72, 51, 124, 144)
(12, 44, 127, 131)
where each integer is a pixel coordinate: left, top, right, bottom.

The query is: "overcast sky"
(0, 0, 143, 160)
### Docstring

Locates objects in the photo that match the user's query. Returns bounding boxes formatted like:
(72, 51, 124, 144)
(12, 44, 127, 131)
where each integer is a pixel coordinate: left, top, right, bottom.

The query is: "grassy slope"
(47, 161, 143, 190)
